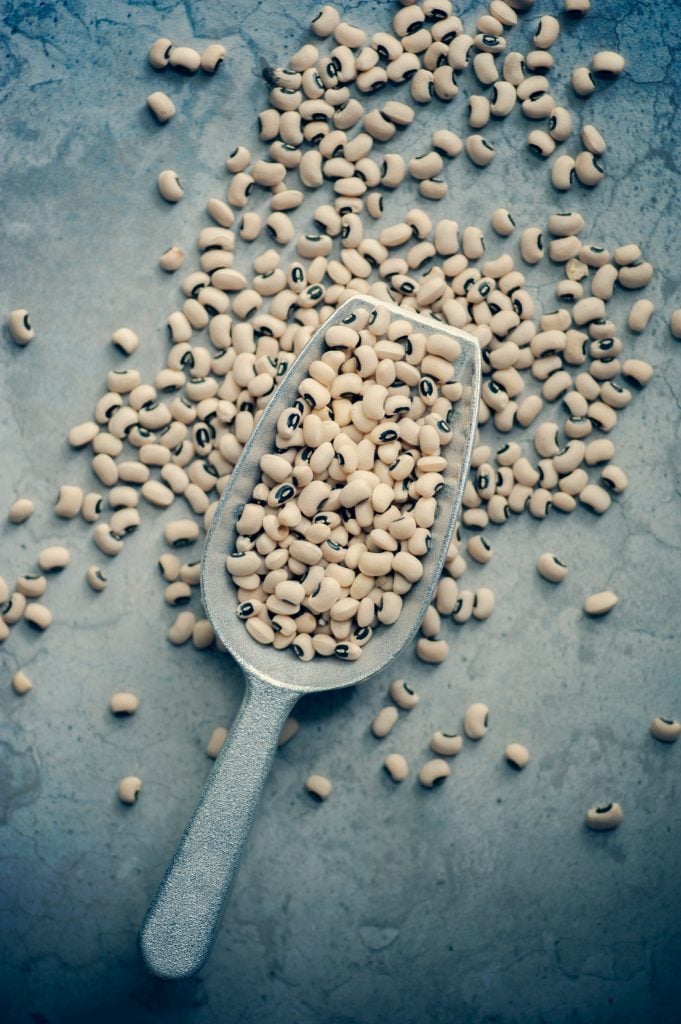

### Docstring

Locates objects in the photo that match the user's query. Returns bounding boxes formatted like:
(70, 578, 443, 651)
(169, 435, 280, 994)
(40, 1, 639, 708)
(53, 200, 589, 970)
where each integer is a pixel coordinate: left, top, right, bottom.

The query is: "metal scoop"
(139, 296, 481, 979)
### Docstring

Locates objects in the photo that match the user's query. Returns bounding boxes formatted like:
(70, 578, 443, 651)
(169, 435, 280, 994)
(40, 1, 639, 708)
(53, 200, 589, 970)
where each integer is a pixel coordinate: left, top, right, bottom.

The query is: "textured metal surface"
(139, 297, 480, 977)
(138, 675, 299, 978)
(1, 1, 681, 1020)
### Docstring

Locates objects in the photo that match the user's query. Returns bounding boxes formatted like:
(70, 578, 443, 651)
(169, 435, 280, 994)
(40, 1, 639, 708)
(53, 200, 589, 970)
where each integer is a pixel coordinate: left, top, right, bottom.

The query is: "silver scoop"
(139, 296, 481, 979)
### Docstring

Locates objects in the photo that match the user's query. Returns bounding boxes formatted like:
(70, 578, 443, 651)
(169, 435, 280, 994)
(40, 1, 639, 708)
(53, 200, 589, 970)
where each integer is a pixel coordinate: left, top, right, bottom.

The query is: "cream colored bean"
(305, 774, 332, 800)
(627, 299, 654, 333)
(389, 678, 419, 710)
(201, 44, 227, 74)
(169, 46, 200, 74)
(671, 309, 681, 339)
(537, 552, 568, 582)
(158, 169, 184, 203)
(86, 565, 108, 592)
(416, 637, 449, 663)
(54, 484, 83, 519)
(551, 154, 576, 191)
(465, 134, 495, 167)
(571, 66, 596, 96)
(8, 498, 34, 524)
(206, 726, 229, 758)
(38, 545, 70, 572)
(575, 151, 605, 187)
(148, 37, 173, 70)
(168, 610, 196, 645)
(650, 717, 681, 743)
(7, 308, 35, 345)
(548, 106, 572, 142)
(472, 588, 495, 620)
(24, 602, 52, 631)
(418, 758, 450, 788)
(110, 691, 140, 716)
(463, 702, 489, 739)
(372, 706, 399, 738)
(430, 731, 463, 757)
(520, 227, 544, 264)
(117, 776, 142, 805)
(579, 483, 611, 514)
(17, 574, 46, 598)
(147, 91, 176, 123)
(505, 742, 530, 769)
(278, 717, 299, 747)
(584, 591, 618, 616)
(591, 51, 625, 78)
(585, 802, 623, 831)
(383, 753, 408, 782)
(12, 670, 33, 695)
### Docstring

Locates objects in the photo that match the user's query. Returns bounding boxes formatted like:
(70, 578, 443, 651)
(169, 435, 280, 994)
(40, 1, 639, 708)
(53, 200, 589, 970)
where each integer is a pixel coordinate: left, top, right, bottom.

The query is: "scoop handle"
(138, 672, 300, 979)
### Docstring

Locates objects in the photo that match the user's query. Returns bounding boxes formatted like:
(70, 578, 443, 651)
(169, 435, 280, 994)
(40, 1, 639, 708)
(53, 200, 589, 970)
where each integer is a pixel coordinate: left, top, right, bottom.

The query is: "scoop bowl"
(139, 296, 480, 979)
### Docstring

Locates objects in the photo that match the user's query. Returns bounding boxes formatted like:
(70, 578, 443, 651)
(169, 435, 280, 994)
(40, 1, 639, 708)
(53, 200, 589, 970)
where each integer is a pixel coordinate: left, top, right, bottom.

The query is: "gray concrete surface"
(0, 0, 680, 1021)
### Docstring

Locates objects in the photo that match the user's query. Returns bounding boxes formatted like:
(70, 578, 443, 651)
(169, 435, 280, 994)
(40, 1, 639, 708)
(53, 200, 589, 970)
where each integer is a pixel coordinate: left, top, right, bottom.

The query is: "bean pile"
(3, 0, 680, 814)
(229, 304, 464, 661)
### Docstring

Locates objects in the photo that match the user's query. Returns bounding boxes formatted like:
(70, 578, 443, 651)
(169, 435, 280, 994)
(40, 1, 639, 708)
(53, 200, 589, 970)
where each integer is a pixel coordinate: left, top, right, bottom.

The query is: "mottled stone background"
(0, 0, 680, 1021)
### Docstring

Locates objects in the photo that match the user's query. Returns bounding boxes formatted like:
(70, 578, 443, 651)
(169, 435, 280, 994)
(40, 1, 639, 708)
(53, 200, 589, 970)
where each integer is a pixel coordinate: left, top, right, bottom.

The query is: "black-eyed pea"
(600, 465, 628, 493)
(533, 14, 559, 49)
(467, 535, 492, 564)
(520, 227, 544, 264)
(564, 0, 590, 17)
(147, 91, 176, 123)
(627, 299, 654, 333)
(472, 587, 495, 620)
(206, 726, 229, 758)
(148, 37, 173, 70)
(305, 774, 332, 800)
(110, 692, 140, 716)
(17, 574, 47, 599)
(54, 484, 83, 519)
(38, 545, 70, 572)
(418, 758, 450, 788)
(547, 106, 572, 142)
(117, 776, 142, 805)
(168, 610, 196, 644)
(591, 51, 625, 78)
(585, 802, 623, 831)
(491, 208, 515, 237)
(505, 743, 530, 769)
(201, 44, 227, 74)
(24, 602, 52, 631)
(3, 591, 27, 624)
(12, 670, 32, 695)
(671, 309, 681, 339)
(579, 483, 612, 514)
(463, 702, 489, 739)
(389, 678, 419, 710)
(158, 169, 184, 203)
(622, 359, 654, 387)
(551, 154, 576, 191)
(650, 717, 681, 743)
(430, 731, 463, 756)
(527, 129, 555, 158)
(416, 637, 449, 663)
(537, 552, 568, 583)
(583, 590, 618, 616)
(571, 66, 596, 97)
(465, 134, 495, 167)
(8, 308, 35, 345)
(490, 80, 516, 116)
(619, 261, 653, 289)
(575, 151, 605, 187)
(86, 565, 108, 592)
(383, 753, 408, 782)
(168, 46, 200, 74)
(278, 717, 299, 747)
(8, 498, 34, 524)
(372, 706, 399, 738)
